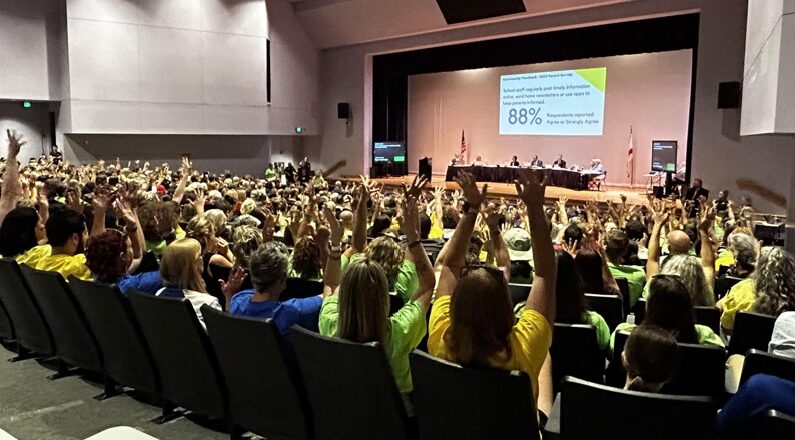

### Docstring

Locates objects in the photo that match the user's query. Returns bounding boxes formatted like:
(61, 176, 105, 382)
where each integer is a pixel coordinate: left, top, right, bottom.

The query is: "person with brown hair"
(319, 176, 435, 412)
(622, 325, 679, 393)
(428, 169, 556, 412)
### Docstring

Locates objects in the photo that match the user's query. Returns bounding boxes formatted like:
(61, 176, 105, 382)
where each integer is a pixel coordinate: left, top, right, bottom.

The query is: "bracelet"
(408, 240, 422, 249)
(330, 246, 342, 253)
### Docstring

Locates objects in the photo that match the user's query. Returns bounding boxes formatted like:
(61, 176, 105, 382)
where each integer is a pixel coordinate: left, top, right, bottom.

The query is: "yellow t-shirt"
(34, 253, 92, 281)
(717, 278, 757, 332)
(428, 212, 444, 240)
(428, 295, 552, 404)
(15, 245, 52, 268)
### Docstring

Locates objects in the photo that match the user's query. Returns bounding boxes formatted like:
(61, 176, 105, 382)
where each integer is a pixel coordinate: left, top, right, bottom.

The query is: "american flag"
(626, 126, 634, 180)
(460, 130, 467, 158)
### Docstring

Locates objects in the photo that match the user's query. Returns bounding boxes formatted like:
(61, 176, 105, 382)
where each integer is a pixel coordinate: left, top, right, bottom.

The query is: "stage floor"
(339, 175, 651, 206)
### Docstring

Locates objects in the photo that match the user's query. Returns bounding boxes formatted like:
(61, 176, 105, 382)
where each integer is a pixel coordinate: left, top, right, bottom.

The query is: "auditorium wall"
(407, 50, 692, 184)
(0, 102, 52, 164)
(310, 0, 795, 214)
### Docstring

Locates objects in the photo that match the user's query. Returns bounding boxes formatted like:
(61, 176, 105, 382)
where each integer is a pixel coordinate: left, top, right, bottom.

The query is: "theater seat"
(614, 278, 631, 315)
(550, 323, 604, 392)
(661, 343, 726, 399)
(740, 349, 795, 386)
(0, 259, 53, 358)
(556, 377, 716, 439)
(693, 306, 721, 333)
(508, 283, 531, 307)
(128, 292, 228, 424)
(69, 278, 160, 397)
(410, 350, 539, 440)
(714, 275, 743, 300)
(585, 293, 623, 331)
(289, 326, 411, 440)
(728, 311, 776, 356)
(0, 299, 13, 343)
(20, 266, 103, 376)
(283, 278, 324, 302)
(202, 306, 311, 440)
(754, 410, 795, 440)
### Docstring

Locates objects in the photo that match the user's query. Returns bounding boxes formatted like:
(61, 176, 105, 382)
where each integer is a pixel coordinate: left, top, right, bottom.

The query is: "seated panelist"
(509, 155, 520, 167)
(553, 154, 567, 168)
(530, 155, 543, 167)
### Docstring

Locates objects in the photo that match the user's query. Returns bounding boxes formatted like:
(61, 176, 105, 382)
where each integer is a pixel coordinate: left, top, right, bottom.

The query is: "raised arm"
(486, 212, 511, 282)
(0, 129, 26, 227)
(322, 207, 344, 296)
(699, 204, 717, 288)
(90, 187, 110, 237)
(116, 198, 145, 273)
(646, 203, 668, 280)
(516, 169, 556, 325)
(401, 175, 435, 309)
(171, 157, 191, 204)
(436, 171, 487, 298)
(349, 183, 369, 256)
(556, 197, 569, 226)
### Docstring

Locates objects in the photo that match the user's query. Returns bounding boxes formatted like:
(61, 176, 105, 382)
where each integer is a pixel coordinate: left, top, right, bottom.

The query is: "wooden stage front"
(339, 175, 651, 206)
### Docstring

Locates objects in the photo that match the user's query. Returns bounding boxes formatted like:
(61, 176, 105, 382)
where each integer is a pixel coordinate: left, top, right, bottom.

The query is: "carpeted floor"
(0, 344, 226, 440)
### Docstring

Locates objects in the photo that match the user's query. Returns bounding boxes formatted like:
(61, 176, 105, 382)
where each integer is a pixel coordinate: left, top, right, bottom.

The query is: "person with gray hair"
(228, 241, 324, 334)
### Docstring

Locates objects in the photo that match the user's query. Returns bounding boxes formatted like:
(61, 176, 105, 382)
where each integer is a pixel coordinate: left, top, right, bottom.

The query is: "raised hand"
(219, 266, 247, 298)
(92, 186, 113, 212)
(114, 199, 136, 225)
(454, 171, 488, 209)
(562, 239, 579, 257)
(66, 188, 83, 213)
(324, 206, 343, 244)
(698, 204, 716, 232)
(399, 192, 421, 241)
(403, 174, 429, 199)
(6, 129, 26, 158)
(514, 169, 546, 207)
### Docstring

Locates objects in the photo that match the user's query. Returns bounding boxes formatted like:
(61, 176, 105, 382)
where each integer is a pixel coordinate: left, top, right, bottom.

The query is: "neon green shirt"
(609, 322, 725, 354)
(342, 253, 419, 303)
(607, 263, 646, 307)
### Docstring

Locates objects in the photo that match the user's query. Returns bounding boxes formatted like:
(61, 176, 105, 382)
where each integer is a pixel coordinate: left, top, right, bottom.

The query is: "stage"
(339, 175, 651, 206)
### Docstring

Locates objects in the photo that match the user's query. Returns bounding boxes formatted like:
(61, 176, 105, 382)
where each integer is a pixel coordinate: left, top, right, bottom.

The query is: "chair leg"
(93, 377, 121, 401)
(230, 425, 246, 440)
(150, 403, 185, 425)
(8, 344, 37, 362)
(47, 360, 77, 380)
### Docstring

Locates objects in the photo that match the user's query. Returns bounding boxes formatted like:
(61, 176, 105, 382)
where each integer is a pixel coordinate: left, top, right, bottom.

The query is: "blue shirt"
(116, 271, 162, 295)
(718, 374, 795, 439)
(229, 290, 323, 334)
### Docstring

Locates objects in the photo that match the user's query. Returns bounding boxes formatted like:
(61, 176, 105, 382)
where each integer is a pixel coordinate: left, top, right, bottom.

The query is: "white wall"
(310, 0, 795, 214)
(0, 102, 50, 163)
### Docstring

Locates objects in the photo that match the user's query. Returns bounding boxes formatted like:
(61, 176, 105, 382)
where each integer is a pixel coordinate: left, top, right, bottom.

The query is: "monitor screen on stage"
(651, 140, 678, 172)
(373, 141, 406, 163)
(499, 67, 607, 136)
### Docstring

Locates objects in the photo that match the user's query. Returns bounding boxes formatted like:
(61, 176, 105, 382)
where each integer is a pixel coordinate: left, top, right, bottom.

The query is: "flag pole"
(630, 125, 634, 187)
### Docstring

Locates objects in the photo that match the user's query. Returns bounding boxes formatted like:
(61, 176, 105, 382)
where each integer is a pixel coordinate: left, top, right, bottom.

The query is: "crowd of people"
(1, 128, 794, 436)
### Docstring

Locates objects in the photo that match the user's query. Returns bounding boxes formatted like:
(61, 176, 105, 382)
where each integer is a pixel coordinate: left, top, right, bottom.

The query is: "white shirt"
(155, 287, 222, 330)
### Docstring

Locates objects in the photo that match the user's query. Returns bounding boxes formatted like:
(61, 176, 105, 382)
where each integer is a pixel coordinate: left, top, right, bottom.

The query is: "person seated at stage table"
(510, 155, 520, 167)
(552, 154, 567, 169)
(529, 155, 543, 167)
(450, 153, 463, 166)
(589, 158, 605, 174)
(473, 155, 486, 166)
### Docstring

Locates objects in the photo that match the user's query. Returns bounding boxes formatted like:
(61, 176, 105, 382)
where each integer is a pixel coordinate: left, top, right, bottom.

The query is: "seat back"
(0, 260, 53, 355)
(560, 377, 716, 439)
(584, 293, 623, 331)
(128, 292, 228, 420)
(508, 283, 531, 307)
(69, 278, 159, 395)
(714, 275, 742, 300)
(550, 324, 604, 390)
(388, 292, 405, 316)
(740, 349, 795, 386)
(289, 326, 409, 440)
(410, 350, 539, 440)
(20, 266, 102, 372)
(202, 306, 311, 440)
(632, 298, 647, 324)
(754, 410, 795, 440)
(0, 299, 14, 342)
(661, 343, 726, 398)
(615, 278, 631, 314)
(283, 278, 324, 302)
(728, 311, 776, 355)
(693, 306, 721, 333)
(605, 330, 631, 387)
(132, 251, 159, 275)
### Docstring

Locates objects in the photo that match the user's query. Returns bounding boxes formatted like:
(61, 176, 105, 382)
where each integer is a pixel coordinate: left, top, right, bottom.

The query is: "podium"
(419, 157, 432, 180)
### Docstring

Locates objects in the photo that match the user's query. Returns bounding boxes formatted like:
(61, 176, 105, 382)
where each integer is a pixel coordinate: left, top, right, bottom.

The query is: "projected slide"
(499, 67, 607, 136)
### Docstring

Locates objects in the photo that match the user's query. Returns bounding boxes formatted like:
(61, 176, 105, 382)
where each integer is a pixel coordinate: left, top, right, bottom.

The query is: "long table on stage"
(445, 165, 599, 190)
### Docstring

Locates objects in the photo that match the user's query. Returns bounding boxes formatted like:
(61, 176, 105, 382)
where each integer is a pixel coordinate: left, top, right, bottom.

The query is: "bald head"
(667, 230, 692, 255)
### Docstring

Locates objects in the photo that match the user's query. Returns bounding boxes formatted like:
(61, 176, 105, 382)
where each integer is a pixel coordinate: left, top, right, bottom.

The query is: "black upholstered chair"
(283, 278, 324, 302)
(728, 311, 776, 355)
(693, 306, 721, 334)
(410, 350, 539, 440)
(508, 283, 532, 307)
(615, 278, 631, 315)
(0, 297, 14, 343)
(290, 326, 410, 440)
(585, 293, 624, 331)
(714, 275, 743, 300)
(661, 343, 726, 398)
(754, 410, 795, 440)
(550, 323, 604, 391)
(740, 349, 795, 386)
(129, 292, 228, 424)
(556, 377, 716, 439)
(20, 266, 103, 377)
(69, 278, 160, 397)
(0, 259, 53, 358)
(202, 306, 311, 440)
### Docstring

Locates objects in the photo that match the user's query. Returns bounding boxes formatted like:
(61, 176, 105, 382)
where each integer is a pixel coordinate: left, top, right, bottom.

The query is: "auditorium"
(0, 0, 794, 439)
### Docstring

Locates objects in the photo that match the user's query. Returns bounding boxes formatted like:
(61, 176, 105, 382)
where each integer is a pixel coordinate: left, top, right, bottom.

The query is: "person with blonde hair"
(156, 238, 244, 328)
(320, 177, 435, 412)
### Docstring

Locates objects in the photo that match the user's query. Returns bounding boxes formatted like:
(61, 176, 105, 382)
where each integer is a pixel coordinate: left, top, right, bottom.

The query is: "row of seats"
(0, 258, 793, 439)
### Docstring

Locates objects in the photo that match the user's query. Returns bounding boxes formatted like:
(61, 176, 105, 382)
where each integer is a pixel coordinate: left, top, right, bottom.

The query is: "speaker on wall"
(718, 82, 741, 109)
(436, 0, 526, 25)
(337, 102, 350, 119)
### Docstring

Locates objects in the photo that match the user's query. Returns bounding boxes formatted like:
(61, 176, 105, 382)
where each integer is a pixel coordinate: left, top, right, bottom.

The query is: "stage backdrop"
(407, 49, 692, 186)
